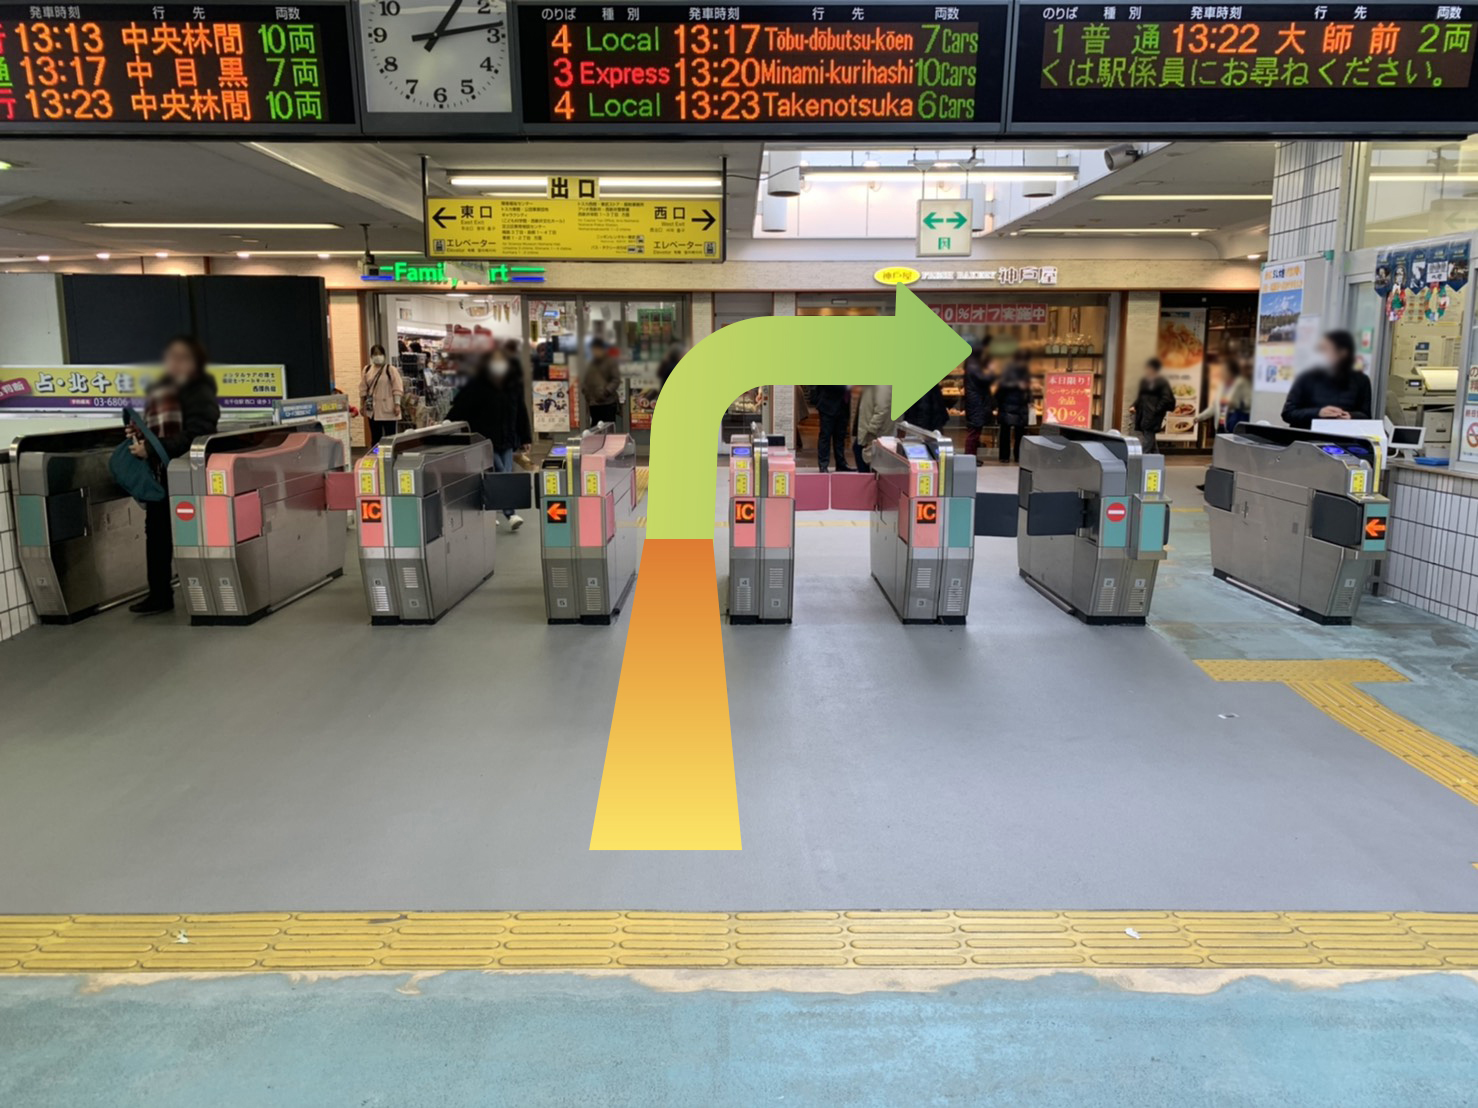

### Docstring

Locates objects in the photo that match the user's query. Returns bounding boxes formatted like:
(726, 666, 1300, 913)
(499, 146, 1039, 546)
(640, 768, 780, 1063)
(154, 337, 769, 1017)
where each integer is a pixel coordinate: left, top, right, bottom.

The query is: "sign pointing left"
(432, 206, 454, 229)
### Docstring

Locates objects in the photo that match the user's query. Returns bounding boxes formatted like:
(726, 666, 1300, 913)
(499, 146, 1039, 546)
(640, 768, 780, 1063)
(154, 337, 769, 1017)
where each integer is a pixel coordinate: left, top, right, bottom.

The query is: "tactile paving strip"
(1196, 658, 1407, 684)
(2, 912, 1478, 973)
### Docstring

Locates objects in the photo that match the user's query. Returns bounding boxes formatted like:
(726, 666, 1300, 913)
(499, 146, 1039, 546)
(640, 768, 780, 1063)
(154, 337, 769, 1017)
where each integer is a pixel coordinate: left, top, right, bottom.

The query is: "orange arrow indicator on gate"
(546, 499, 568, 523)
(1365, 516, 1387, 541)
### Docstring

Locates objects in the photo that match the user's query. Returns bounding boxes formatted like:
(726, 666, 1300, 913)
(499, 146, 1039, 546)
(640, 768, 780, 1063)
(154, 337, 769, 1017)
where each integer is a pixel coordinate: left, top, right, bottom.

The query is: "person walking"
(583, 339, 622, 427)
(1129, 357, 1177, 454)
(962, 340, 996, 460)
(360, 343, 403, 445)
(854, 384, 894, 472)
(1195, 354, 1253, 435)
(1282, 330, 1371, 429)
(128, 335, 220, 614)
(995, 353, 1033, 463)
(809, 384, 852, 472)
(448, 348, 533, 531)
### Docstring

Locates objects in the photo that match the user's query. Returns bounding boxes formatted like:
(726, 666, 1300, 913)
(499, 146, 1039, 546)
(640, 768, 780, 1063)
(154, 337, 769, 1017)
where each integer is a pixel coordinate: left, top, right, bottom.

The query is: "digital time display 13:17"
(516, 2, 1011, 132)
(1010, 2, 1478, 132)
(0, 2, 357, 131)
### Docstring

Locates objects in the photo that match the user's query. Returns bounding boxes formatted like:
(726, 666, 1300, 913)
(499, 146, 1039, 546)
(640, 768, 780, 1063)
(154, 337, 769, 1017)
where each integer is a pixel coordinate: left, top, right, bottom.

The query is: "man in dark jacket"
(449, 349, 533, 530)
(808, 384, 852, 472)
(1129, 357, 1177, 454)
(995, 354, 1033, 463)
(902, 382, 951, 434)
(129, 335, 220, 614)
(1281, 330, 1371, 429)
(962, 341, 996, 459)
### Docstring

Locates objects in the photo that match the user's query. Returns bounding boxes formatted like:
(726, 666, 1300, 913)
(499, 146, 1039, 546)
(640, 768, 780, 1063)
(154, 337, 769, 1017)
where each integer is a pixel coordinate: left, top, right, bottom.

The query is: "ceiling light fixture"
(1367, 172, 1478, 182)
(806, 167, 1077, 183)
(86, 222, 343, 230)
(155, 251, 169, 258)
(1015, 227, 1213, 234)
(96, 252, 110, 259)
(317, 252, 332, 260)
(236, 251, 251, 259)
(36, 254, 50, 262)
(1095, 193, 1273, 201)
(0, 160, 12, 170)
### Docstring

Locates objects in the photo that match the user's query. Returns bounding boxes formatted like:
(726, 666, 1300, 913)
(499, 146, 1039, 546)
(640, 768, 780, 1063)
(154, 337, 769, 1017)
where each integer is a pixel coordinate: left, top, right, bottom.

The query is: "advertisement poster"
(1042, 373, 1094, 428)
(932, 303, 1049, 326)
(1156, 308, 1206, 443)
(0, 365, 286, 410)
(1459, 364, 1478, 470)
(532, 381, 571, 434)
(629, 389, 658, 431)
(1254, 262, 1305, 394)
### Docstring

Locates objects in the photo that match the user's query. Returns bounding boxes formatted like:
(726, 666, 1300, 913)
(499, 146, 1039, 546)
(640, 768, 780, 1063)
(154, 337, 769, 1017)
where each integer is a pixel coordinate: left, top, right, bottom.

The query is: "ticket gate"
(9, 425, 148, 622)
(1015, 426, 1171, 624)
(349, 422, 532, 624)
(726, 428, 800, 624)
(1204, 425, 1389, 624)
(538, 424, 646, 624)
(869, 423, 978, 624)
(168, 423, 348, 625)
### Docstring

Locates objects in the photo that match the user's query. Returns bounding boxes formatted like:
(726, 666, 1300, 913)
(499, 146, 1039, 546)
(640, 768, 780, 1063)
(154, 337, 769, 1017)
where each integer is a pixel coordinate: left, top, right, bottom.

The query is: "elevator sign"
(917, 199, 974, 257)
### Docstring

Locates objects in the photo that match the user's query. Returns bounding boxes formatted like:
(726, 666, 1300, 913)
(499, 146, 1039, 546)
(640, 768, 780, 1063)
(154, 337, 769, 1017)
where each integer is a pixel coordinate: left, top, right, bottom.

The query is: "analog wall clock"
(359, 0, 513, 115)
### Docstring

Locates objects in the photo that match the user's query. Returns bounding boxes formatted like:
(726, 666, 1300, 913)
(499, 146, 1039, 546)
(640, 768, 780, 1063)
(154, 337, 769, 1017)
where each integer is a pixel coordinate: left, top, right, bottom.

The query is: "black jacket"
(808, 384, 850, 417)
(902, 384, 950, 433)
(448, 372, 531, 451)
(1131, 377, 1177, 433)
(995, 363, 1033, 427)
(159, 374, 221, 460)
(963, 357, 997, 428)
(1281, 367, 1372, 429)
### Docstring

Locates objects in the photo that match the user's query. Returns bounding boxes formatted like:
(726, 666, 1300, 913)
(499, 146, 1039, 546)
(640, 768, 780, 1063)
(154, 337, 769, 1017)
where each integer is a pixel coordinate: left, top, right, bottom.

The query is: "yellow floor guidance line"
(2, 911, 1478, 973)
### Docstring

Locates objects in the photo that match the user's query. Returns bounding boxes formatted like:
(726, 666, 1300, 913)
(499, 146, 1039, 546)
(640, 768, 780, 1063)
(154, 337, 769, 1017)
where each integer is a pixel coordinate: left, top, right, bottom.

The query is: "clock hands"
(411, 19, 503, 46)
(418, 0, 464, 52)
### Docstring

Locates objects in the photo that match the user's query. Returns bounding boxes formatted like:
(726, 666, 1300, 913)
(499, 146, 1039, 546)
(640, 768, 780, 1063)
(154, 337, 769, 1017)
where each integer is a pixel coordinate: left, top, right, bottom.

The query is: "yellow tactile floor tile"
(1196, 658, 1406, 684)
(3, 911, 1478, 973)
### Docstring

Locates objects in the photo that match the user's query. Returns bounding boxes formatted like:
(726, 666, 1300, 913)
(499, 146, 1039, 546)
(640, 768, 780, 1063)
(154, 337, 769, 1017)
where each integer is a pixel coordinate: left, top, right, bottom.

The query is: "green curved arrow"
(647, 285, 969, 540)
(589, 286, 968, 851)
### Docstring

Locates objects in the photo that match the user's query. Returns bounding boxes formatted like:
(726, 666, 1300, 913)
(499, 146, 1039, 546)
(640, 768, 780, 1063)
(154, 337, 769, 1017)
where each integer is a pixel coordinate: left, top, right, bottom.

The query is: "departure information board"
(0, 2, 357, 131)
(516, 2, 1010, 132)
(1010, 2, 1478, 131)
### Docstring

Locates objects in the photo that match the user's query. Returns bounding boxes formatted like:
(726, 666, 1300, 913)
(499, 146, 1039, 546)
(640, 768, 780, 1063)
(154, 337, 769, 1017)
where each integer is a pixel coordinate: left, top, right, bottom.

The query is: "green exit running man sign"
(917, 199, 974, 258)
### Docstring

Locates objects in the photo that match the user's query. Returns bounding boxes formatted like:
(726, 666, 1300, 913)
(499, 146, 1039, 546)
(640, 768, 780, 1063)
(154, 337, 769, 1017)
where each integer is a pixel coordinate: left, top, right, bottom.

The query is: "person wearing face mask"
(449, 348, 533, 531)
(360, 343, 404, 445)
(1282, 329, 1371, 429)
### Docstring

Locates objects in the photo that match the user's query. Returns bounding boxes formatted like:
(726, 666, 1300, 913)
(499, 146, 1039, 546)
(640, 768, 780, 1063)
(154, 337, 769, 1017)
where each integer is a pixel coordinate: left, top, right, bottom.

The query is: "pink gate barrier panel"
(828, 472, 880, 513)
(793, 472, 832, 513)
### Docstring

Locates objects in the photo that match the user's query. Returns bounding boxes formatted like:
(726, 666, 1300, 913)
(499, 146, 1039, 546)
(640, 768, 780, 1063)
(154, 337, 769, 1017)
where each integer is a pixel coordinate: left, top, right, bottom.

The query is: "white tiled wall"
(1269, 142, 1347, 260)
(1384, 467, 1478, 631)
(0, 461, 39, 643)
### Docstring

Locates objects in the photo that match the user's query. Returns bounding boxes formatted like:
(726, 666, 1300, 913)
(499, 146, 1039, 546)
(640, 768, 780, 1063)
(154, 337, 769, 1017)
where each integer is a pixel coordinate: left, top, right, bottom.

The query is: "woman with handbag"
(126, 336, 220, 615)
(360, 344, 404, 445)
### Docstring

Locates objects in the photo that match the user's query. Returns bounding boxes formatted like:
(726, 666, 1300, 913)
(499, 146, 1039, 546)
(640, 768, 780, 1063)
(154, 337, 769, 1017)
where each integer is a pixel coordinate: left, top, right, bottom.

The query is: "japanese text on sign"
(931, 302, 1049, 325)
(0, 364, 285, 409)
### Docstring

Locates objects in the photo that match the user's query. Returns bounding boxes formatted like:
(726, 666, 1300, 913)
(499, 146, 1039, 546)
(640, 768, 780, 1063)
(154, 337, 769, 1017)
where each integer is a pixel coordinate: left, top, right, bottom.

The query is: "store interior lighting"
(1367, 173, 1478, 182)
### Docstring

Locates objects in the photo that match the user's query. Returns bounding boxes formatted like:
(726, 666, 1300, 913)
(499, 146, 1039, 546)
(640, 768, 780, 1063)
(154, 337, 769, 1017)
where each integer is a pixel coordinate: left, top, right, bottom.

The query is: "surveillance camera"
(1104, 144, 1143, 172)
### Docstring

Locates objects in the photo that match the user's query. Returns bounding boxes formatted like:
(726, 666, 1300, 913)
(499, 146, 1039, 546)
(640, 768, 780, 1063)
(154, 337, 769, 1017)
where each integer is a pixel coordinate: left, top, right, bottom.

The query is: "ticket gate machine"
(351, 422, 529, 625)
(538, 424, 646, 624)
(1204, 425, 1389, 624)
(168, 424, 348, 625)
(9, 425, 149, 622)
(869, 423, 978, 624)
(1016, 426, 1170, 624)
(727, 428, 800, 624)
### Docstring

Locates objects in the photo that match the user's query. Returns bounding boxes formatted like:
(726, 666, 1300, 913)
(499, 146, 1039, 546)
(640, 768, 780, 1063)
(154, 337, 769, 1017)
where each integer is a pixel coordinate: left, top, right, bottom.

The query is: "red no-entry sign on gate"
(175, 501, 196, 522)
(1105, 501, 1127, 524)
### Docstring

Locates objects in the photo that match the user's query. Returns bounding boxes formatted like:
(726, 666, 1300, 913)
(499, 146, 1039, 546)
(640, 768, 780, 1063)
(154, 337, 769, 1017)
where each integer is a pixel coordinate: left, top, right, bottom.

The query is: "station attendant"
(360, 344, 404, 445)
(448, 349, 533, 532)
(1129, 357, 1177, 455)
(583, 339, 623, 427)
(808, 384, 853, 473)
(962, 339, 997, 460)
(1281, 330, 1371, 430)
(995, 353, 1034, 463)
(129, 336, 220, 615)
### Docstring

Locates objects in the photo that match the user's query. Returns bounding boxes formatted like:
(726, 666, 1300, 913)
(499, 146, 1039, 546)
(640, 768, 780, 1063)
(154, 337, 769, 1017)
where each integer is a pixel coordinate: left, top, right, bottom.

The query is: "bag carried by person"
(108, 405, 172, 503)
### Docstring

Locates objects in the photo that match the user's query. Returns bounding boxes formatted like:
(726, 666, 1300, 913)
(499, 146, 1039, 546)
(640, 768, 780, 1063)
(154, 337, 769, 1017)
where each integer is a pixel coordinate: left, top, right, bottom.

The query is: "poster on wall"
(1155, 308, 1206, 443)
(532, 381, 571, 434)
(629, 389, 658, 431)
(1253, 263, 1305, 395)
(1042, 373, 1094, 428)
(1459, 365, 1478, 470)
(0, 365, 285, 410)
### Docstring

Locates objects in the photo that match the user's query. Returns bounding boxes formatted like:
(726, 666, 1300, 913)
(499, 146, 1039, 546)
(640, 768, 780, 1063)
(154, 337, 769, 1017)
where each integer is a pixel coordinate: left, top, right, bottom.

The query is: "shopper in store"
(1281, 330, 1371, 429)
(127, 335, 220, 615)
(1194, 353, 1252, 435)
(962, 339, 997, 461)
(995, 352, 1033, 464)
(1129, 357, 1177, 454)
(360, 343, 404, 445)
(854, 384, 894, 472)
(808, 384, 853, 473)
(656, 344, 684, 391)
(583, 339, 623, 427)
(448, 348, 533, 532)
(901, 380, 951, 435)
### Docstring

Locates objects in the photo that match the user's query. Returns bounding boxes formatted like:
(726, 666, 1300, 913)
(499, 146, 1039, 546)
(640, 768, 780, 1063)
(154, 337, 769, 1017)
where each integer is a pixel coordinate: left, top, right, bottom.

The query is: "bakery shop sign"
(915, 266, 1060, 286)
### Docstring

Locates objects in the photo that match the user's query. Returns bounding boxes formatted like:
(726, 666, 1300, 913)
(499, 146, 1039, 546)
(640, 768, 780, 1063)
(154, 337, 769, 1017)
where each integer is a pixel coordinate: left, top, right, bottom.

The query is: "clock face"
(361, 0, 513, 114)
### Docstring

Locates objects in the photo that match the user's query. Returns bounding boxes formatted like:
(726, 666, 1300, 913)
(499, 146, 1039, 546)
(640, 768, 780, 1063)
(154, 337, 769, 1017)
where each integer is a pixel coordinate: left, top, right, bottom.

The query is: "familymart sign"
(361, 261, 545, 286)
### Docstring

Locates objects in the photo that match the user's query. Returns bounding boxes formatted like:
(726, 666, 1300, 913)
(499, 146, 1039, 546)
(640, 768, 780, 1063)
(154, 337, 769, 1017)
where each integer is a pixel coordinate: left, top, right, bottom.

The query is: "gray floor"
(2, 463, 1478, 912)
